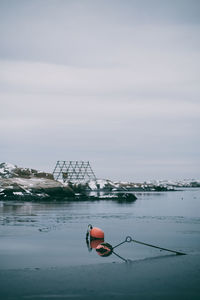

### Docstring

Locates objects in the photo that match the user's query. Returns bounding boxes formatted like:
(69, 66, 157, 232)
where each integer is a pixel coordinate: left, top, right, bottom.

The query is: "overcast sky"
(0, 0, 200, 181)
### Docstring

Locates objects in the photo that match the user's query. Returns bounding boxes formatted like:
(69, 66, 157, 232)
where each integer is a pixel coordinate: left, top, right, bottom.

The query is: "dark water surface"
(0, 189, 200, 269)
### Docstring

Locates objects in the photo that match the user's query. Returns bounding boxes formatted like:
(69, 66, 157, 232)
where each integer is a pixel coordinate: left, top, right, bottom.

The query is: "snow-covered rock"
(87, 179, 118, 190)
(0, 163, 17, 178)
(0, 162, 74, 200)
(0, 162, 54, 180)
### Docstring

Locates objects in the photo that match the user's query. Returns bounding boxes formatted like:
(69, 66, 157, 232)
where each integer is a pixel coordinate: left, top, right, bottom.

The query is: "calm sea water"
(0, 189, 200, 269)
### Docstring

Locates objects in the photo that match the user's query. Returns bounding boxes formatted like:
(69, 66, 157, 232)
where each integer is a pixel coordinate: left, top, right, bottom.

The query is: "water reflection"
(0, 198, 136, 227)
(86, 238, 104, 252)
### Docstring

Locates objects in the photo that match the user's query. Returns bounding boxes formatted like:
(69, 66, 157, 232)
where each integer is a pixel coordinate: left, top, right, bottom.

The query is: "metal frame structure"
(53, 161, 97, 182)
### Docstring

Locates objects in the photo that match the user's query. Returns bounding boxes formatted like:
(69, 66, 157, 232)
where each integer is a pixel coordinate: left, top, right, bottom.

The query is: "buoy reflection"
(86, 238, 104, 252)
(86, 239, 127, 262)
(96, 242, 113, 257)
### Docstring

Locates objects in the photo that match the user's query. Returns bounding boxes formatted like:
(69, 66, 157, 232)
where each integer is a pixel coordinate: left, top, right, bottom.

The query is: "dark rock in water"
(116, 193, 137, 202)
(30, 186, 75, 199)
(73, 192, 137, 202)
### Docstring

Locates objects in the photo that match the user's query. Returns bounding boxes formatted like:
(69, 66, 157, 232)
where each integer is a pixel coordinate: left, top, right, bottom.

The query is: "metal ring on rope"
(125, 236, 133, 243)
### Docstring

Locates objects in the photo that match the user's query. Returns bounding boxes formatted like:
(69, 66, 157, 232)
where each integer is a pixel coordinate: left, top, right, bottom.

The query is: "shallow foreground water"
(0, 188, 200, 269)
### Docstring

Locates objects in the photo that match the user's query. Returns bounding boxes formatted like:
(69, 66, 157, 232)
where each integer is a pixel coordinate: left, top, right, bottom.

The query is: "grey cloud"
(0, 0, 200, 66)
(0, 0, 200, 180)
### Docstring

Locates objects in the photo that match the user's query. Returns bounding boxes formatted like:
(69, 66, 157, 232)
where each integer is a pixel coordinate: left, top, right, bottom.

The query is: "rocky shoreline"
(1, 162, 199, 201)
(0, 163, 137, 202)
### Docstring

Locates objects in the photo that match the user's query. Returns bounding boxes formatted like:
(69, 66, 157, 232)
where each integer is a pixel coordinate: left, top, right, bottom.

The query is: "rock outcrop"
(0, 163, 141, 202)
(0, 163, 74, 200)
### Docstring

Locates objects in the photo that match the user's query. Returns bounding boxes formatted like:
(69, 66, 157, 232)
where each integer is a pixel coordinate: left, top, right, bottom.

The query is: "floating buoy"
(86, 224, 104, 240)
(96, 242, 113, 257)
(90, 227, 104, 239)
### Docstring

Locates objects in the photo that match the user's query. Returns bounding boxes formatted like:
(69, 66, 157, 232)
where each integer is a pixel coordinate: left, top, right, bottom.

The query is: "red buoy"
(90, 227, 104, 239)
(86, 224, 104, 240)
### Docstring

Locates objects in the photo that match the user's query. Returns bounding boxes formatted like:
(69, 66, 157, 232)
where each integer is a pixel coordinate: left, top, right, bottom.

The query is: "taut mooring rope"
(113, 236, 186, 255)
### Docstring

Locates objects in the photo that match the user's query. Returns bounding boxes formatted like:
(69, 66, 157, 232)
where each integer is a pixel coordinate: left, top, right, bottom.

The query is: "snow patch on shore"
(88, 179, 118, 190)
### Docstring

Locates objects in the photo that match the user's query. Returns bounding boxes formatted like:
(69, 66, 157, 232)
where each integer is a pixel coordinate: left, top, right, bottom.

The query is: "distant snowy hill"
(86, 178, 200, 191)
(142, 179, 200, 188)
